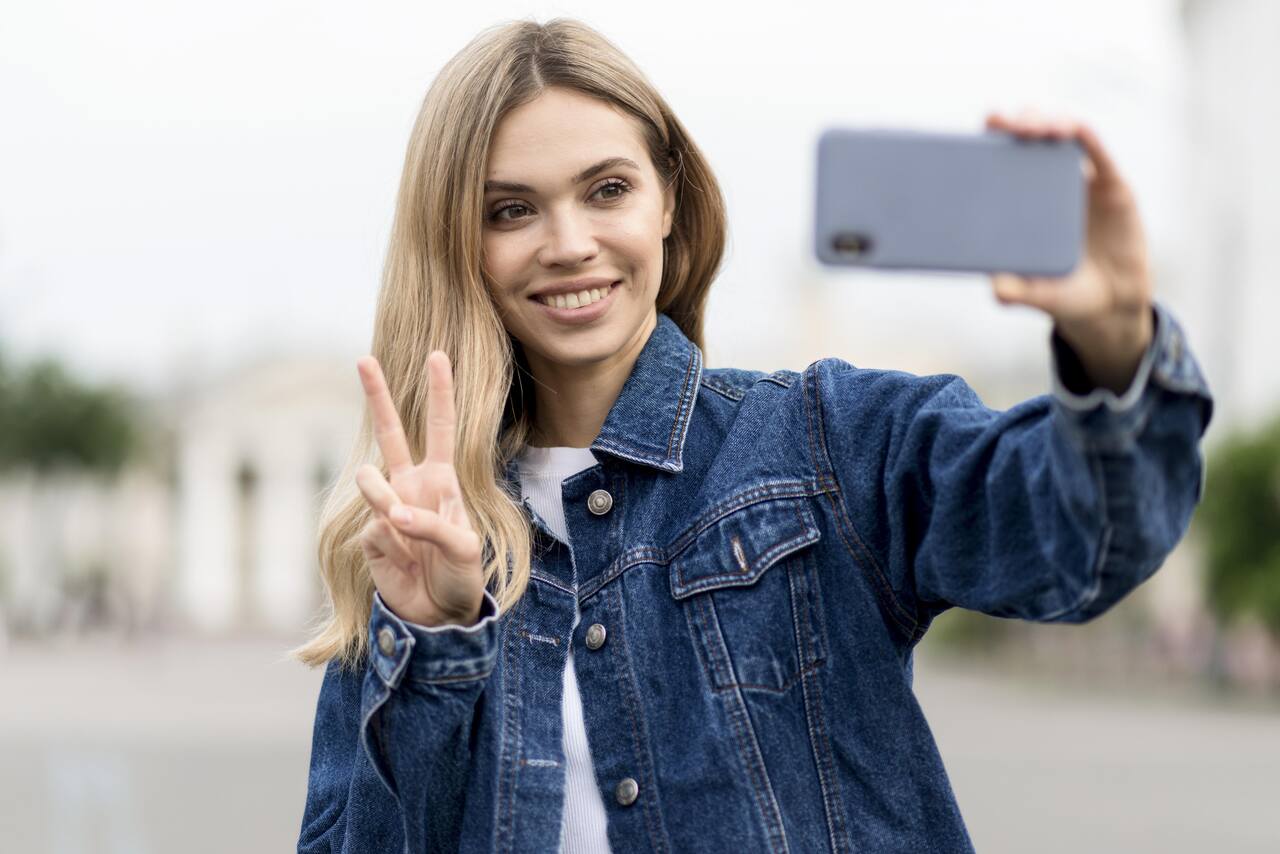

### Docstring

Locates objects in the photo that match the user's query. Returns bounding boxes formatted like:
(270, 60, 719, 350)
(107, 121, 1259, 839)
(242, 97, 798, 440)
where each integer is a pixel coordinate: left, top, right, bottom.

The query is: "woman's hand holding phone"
(986, 109, 1155, 395)
(354, 351, 486, 628)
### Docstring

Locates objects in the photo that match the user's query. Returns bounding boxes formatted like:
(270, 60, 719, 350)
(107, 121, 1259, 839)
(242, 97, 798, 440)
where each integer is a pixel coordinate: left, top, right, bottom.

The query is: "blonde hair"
(292, 17, 727, 669)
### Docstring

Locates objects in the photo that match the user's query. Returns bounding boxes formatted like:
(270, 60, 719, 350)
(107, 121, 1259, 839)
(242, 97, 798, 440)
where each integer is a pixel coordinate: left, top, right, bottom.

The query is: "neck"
(526, 310, 656, 448)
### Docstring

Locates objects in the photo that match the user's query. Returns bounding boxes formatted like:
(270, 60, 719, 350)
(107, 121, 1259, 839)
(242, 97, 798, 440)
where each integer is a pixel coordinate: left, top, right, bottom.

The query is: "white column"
(252, 435, 315, 631)
(176, 431, 238, 631)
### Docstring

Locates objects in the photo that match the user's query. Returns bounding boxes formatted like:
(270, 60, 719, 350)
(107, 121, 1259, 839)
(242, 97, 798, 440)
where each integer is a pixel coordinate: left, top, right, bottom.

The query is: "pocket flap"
(669, 495, 821, 599)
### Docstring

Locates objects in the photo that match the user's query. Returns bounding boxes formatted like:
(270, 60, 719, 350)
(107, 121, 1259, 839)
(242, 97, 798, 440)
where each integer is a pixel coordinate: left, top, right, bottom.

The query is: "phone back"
(813, 127, 1085, 277)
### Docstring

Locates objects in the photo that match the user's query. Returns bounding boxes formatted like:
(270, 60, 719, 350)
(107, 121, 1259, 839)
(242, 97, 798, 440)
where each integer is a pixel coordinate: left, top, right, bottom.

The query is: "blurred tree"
(0, 354, 139, 475)
(1195, 413, 1280, 638)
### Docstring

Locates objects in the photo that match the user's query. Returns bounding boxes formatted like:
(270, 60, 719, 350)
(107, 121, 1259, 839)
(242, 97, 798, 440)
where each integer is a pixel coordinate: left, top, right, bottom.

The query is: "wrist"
(406, 599, 483, 629)
(1054, 304, 1154, 395)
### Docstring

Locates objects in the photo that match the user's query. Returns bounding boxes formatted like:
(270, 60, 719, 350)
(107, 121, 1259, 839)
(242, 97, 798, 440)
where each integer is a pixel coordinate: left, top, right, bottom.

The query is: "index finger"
(1071, 122, 1122, 188)
(357, 356, 415, 475)
(424, 350, 457, 466)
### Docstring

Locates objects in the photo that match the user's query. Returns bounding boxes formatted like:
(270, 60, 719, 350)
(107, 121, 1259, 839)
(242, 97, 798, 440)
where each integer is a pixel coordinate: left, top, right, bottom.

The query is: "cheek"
(605, 211, 665, 263)
(481, 234, 522, 285)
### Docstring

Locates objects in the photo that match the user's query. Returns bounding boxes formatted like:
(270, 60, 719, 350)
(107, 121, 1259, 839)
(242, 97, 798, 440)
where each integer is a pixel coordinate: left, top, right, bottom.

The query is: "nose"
(537, 204, 599, 269)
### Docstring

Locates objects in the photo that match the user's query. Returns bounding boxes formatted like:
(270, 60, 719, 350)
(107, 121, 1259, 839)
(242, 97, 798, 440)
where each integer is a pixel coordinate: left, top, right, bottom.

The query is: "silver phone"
(813, 126, 1085, 277)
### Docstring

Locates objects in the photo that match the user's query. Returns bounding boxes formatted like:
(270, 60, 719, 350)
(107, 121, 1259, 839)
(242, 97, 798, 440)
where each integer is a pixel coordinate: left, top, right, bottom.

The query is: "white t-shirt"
(516, 444, 613, 854)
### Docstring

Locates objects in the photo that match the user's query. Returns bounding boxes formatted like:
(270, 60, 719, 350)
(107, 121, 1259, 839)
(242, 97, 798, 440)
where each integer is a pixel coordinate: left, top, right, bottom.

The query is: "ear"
(661, 178, 676, 239)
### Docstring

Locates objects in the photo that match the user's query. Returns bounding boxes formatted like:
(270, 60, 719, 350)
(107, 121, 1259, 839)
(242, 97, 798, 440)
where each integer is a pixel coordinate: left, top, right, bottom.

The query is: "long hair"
(292, 17, 727, 669)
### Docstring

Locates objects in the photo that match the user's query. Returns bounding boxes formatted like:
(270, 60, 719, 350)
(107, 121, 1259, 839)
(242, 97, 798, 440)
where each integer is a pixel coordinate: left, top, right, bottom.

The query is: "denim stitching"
(520, 757, 559, 768)
(666, 348, 701, 460)
(529, 569, 575, 596)
(577, 482, 815, 602)
(692, 593, 790, 851)
(610, 584, 673, 853)
(801, 661, 852, 852)
(674, 526, 820, 595)
(688, 589, 733, 689)
(495, 611, 522, 854)
(763, 370, 796, 389)
(700, 376, 747, 401)
(405, 665, 496, 686)
(1037, 445, 1114, 622)
(805, 361, 921, 640)
(519, 630, 559, 646)
(358, 680, 398, 799)
(688, 576, 825, 695)
(668, 482, 815, 553)
(789, 553, 852, 851)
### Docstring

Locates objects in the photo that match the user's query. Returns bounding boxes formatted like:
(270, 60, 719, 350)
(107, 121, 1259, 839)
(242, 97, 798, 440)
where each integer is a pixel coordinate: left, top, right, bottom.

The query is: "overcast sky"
(0, 0, 1185, 396)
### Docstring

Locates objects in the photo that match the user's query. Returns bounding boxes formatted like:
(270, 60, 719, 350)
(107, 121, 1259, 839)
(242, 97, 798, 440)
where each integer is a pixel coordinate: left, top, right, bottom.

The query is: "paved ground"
(2, 634, 1277, 853)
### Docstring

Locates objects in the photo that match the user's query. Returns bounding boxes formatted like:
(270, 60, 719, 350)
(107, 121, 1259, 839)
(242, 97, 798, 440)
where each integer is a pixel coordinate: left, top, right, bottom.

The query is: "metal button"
(584, 623, 607, 651)
(615, 777, 639, 806)
(377, 626, 396, 656)
(587, 488, 613, 515)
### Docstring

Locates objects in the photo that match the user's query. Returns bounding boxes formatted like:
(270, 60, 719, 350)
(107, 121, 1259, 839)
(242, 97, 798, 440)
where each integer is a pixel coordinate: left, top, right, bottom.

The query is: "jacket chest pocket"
(669, 494, 827, 694)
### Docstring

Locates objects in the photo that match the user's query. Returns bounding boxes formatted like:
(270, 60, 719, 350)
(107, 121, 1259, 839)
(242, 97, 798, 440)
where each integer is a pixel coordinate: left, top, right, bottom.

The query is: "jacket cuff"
(367, 589, 500, 690)
(1049, 301, 1211, 449)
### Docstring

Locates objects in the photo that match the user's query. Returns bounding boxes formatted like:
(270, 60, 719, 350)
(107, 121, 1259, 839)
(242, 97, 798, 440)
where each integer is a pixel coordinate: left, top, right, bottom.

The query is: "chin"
(532, 329, 623, 366)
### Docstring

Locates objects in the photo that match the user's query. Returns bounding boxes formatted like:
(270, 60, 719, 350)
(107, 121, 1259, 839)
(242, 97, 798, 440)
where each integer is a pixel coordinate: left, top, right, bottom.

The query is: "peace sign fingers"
(357, 355, 415, 477)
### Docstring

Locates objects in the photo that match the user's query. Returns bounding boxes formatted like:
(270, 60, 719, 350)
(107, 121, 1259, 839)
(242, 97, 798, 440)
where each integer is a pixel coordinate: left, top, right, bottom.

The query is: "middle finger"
(424, 350, 458, 467)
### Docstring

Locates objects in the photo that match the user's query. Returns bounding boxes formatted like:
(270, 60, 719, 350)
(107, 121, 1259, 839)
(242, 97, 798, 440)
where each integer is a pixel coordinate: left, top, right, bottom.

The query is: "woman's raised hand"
(354, 350, 486, 628)
(985, 108, 1155, 394)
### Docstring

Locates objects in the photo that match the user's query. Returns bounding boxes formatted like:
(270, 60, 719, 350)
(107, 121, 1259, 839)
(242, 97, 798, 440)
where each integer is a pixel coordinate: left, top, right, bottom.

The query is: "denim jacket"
(299, 304, 1213, 853)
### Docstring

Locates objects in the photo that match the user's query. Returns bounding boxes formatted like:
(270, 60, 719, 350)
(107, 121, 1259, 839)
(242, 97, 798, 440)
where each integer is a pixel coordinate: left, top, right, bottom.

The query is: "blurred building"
(1178, 0, 1280, 433)
(171, 353, 360, 633)
(0, 353, 361, 638)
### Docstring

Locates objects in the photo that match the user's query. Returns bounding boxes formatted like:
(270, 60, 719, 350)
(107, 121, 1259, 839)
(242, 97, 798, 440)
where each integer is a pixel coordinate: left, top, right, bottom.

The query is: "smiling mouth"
(532, 281, 620, 310)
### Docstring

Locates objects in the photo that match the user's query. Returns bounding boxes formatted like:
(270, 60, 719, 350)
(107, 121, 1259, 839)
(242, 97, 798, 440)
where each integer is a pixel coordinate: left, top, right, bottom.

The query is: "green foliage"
(1195, 413, 1280, 636)
(0, 352, 140, 475)
(922, 606, 1015, 654)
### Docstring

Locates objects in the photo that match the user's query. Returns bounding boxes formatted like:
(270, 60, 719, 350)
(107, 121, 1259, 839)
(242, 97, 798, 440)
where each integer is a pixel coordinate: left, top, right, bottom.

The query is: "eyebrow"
(483, 156, 641, 194)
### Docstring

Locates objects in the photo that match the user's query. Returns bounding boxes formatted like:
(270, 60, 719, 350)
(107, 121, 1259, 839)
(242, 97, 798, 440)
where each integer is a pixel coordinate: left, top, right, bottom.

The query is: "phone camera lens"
(832, 232, 873, 257)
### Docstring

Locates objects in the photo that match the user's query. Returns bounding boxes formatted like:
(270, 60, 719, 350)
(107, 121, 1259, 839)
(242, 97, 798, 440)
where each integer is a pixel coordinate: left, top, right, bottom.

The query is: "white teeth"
(540, 284, 611, 309)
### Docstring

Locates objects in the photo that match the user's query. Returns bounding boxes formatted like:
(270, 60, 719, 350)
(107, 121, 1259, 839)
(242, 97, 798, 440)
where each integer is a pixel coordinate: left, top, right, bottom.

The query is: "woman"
(294, 17, 1213, 854)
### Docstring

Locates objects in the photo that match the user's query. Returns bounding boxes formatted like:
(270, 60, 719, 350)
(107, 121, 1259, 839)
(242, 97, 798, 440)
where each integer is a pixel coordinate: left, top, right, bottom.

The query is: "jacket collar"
(502, 311, 703, 484)
(591, 311, 702, 473)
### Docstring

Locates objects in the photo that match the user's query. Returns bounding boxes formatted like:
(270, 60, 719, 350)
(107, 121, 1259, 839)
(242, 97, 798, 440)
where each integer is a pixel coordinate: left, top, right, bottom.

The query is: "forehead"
(486, 88, 649, 181)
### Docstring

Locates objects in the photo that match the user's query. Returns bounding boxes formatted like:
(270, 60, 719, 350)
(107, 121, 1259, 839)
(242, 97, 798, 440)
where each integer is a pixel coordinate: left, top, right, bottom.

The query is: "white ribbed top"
(516, 445, 613, 854)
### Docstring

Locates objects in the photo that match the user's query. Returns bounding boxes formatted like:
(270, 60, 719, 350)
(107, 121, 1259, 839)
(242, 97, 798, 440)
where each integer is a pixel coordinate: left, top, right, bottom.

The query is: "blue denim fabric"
(299, 303, 1213, 853)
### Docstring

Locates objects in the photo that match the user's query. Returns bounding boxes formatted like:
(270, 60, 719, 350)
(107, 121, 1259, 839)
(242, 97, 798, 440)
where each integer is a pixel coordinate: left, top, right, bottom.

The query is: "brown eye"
(592, 178, 632, 202)
(488, 203, 531, 223)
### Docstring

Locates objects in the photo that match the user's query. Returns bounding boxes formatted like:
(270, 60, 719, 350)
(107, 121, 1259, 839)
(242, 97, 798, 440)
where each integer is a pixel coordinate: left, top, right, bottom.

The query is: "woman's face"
(481, 86, 675, 371)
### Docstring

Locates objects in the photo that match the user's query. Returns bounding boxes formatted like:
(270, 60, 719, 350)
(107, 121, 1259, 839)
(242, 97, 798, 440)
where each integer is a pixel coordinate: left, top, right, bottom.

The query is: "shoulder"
(805, 356, 979, 414)
(701, 358, 967, 409)
(699, 365, 799, 402)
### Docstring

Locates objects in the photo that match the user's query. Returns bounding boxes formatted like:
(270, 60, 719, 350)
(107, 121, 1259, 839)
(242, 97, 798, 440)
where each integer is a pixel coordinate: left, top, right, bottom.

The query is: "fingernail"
(391, 506, 412, 525)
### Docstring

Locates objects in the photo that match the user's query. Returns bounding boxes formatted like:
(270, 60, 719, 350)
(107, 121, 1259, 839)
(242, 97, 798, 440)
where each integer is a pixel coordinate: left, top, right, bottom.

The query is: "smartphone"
(813, 126, 1085, 277)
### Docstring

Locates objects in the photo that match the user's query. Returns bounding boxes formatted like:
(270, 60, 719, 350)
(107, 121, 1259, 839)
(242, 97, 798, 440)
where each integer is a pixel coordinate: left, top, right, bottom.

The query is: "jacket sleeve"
(297, 589, 500, 853)
(815, 301, 1214, 642)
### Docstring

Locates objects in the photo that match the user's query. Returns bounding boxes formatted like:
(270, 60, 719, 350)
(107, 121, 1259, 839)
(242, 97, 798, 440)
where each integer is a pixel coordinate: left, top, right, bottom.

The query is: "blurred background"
(2, 0, 1278, 851)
